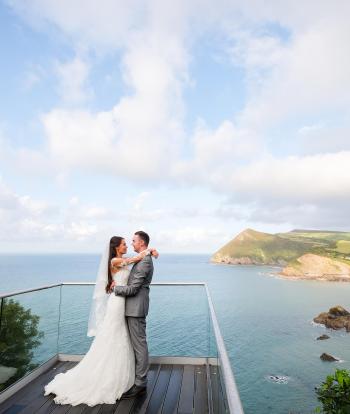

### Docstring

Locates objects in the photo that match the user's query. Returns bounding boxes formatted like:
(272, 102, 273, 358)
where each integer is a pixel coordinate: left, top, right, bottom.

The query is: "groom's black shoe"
(121, 384, 147, 399)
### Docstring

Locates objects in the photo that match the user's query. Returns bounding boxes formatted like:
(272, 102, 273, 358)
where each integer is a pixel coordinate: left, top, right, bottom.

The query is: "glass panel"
(58, 285, 94, 355)
(148, 285, 209, 357)
(0, 287, 61, 392)
(58, 284, 214, 358)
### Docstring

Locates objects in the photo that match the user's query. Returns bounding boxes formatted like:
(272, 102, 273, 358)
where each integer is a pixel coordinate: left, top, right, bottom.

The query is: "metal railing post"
(57, 285, 63, 355)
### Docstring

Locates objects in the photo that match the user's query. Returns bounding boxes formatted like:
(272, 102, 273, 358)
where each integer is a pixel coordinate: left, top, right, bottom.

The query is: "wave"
(265, 374, 290, 384)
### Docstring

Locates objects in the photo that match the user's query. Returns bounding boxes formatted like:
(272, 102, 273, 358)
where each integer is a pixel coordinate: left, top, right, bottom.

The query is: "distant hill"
(212, 229, 350, 279)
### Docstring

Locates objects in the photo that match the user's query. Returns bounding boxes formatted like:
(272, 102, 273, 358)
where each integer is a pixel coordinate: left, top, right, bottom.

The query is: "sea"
(1, 253, 350, 414)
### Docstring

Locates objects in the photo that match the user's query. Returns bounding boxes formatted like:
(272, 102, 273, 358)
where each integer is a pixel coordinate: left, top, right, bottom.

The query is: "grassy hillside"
(212, 228, 350, 265)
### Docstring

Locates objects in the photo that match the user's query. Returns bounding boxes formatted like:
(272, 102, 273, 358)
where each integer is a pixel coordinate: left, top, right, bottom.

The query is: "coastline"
(211, 259, 350, 282)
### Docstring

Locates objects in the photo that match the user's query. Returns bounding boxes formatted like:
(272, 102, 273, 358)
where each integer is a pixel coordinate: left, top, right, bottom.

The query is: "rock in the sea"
(320, 353, 338, 362)
(329, 306, 350, 317)
(316, 334, 330, 340)
(314, 306, 350, 332)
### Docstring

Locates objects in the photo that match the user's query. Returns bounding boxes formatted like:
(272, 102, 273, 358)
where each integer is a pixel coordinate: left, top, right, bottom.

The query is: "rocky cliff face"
(279, 254, 350, 281)
(211, 255, 259, 265)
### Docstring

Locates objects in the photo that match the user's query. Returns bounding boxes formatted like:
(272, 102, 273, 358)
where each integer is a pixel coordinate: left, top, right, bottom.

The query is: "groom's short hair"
(135, 231, 150, 246)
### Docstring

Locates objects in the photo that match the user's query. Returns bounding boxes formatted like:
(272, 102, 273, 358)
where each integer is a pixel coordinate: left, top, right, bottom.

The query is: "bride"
(44, 236, 158, 406)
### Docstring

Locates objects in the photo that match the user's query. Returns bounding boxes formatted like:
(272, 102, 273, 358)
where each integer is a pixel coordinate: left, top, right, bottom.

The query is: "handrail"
(0, 281, 243, 413)
(0, 283, 62, 299)
(205, 285, 244, 414)
(0, 282, 206, 298)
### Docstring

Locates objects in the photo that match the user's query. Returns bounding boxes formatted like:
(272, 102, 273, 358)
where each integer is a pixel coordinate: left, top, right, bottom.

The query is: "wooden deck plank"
(0, 361, 66, 414)
(64, 404, 86, 414)
(80, 406, 101, 414)
(209, 365, 219, 414)
(216, 368, 228, 414)
(177, 365, 195, 414)
(98, 404, 117, 414)
(143, 364, 172, 414)
(35, 395, 61, 414)
(1, 407, 25, 414)
(112, 398, 133, 414)
(193, 366, 208, 414)
(129, 364, 161, 414)
(0, 361, 71, 414)
(160, 365, 183, 414)
(50, 403, 73, 414)
(0, 362, 218, 414)
(37, 396, 71, 414)
(17, 362, 77, 414)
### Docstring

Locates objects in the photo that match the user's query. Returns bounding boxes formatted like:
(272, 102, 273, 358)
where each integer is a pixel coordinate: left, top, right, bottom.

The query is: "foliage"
(0, 298, 44, 391)
(336, 241, 350, 255)
(315, 369, 350, 413)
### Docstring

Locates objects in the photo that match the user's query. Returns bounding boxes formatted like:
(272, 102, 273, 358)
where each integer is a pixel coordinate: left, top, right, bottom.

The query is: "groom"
(113, 230, 154, 398)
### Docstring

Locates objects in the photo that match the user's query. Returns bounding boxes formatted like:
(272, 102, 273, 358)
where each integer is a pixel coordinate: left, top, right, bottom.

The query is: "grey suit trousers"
(127, 316, 148, 387)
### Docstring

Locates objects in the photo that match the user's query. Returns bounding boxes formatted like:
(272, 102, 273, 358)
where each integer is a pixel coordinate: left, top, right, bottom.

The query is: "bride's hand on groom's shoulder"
(150, 248, 159, 259)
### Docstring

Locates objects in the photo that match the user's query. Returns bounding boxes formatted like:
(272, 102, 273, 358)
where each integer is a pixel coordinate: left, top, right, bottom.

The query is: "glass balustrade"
(0, 286, 61, 392)
(58, 284, 93, 355)
(58, 284, 217, 358)
(0, 283, 240, 413)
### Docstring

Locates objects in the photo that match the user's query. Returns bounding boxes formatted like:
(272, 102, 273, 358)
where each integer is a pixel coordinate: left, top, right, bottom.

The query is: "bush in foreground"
(315, 369, 350, 413)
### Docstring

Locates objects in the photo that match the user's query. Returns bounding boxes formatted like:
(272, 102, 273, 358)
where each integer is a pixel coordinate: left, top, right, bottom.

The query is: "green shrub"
(0, 299, 44, 391)
(315, 369, 350, 413)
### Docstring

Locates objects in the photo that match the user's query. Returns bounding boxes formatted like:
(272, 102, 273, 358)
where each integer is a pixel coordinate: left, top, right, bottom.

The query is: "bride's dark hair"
(106, 236, 124, 293)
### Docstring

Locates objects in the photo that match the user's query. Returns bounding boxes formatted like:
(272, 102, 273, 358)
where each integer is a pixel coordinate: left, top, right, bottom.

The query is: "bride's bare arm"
(110, 248, 158, 270)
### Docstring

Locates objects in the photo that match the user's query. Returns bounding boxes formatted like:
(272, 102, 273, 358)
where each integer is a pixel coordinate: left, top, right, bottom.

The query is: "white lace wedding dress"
(44, 268, 135, 406)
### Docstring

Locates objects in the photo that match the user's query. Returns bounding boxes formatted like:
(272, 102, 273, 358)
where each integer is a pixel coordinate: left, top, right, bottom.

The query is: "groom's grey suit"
(114, 254, 153, 387)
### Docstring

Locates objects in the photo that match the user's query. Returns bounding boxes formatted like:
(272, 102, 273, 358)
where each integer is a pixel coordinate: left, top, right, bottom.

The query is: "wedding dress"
(44, 268, 135, 406)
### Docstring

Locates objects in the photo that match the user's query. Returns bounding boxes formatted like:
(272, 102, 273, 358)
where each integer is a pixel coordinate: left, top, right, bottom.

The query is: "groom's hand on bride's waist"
(109, 280, 116, 292)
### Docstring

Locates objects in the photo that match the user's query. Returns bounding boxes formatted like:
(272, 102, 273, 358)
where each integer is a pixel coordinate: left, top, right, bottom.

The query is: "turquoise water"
(1, 253, 350, 414)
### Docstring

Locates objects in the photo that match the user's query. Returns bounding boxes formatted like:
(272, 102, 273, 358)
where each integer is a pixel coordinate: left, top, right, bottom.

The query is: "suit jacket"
(114, 255, 153, 317)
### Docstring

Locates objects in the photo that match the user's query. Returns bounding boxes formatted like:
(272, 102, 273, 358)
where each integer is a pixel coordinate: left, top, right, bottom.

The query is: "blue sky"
(1, 1, 350, 253)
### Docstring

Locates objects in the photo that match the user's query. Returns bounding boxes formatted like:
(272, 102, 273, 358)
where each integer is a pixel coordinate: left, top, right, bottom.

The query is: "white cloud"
(6, 0, 147, 50)
(155, 226, 229, 252)
(207, 151, 350, 229)
(233, 13, 350, 130)
(226, 152, 350, 203)
(0, 178, 60, 242)
(296, 124, 350, 155)
(298, 123, 324, 136)
(174, 120, 261, 184)
(55, 56, 92, 104)
(4, 0, 350, 242)
(66, 221, 98, 240)
(7, 0, 191, 180)
(41, 39, 186, 179)
(0, 180, 104, 245)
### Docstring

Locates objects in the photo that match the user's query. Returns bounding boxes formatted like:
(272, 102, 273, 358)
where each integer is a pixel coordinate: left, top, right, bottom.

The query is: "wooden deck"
(0, 360, 224, 414)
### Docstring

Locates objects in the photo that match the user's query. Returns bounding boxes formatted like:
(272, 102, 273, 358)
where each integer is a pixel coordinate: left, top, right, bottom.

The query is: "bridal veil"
(87, 243, 109, 337)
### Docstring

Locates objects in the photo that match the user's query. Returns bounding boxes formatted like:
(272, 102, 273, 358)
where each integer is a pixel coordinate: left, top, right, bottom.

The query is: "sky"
(0, 0, 350, 254)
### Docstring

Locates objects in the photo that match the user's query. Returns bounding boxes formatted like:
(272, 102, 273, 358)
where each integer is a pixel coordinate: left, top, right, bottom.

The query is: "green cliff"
(212, 229, 350, 273)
